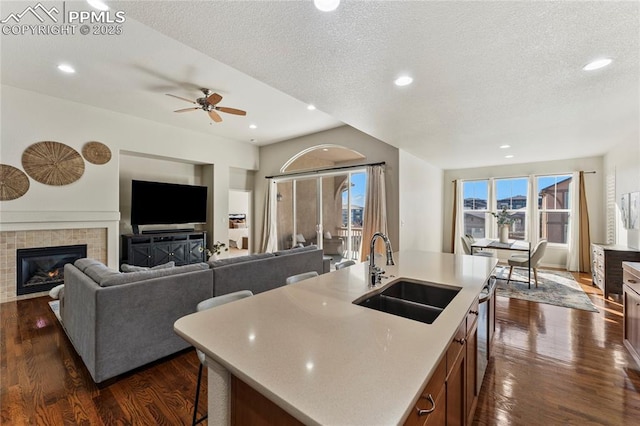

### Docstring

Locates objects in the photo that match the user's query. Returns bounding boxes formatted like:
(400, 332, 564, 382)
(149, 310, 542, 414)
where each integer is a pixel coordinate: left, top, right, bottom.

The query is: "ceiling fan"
(166, 88, 247, 123)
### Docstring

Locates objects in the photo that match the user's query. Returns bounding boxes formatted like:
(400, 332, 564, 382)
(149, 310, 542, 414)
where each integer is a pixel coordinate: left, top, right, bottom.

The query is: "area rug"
(495, 268, 599, 312)
(48, 300, 61, 322)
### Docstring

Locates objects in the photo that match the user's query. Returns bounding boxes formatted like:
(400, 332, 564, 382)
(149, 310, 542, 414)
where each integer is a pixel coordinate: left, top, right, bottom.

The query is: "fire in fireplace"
(17, 244, 87, 295)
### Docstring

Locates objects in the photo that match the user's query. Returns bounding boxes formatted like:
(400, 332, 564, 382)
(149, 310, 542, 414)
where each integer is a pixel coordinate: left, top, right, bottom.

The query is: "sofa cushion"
(74, 258, 103, 272)
(208, 253, 274, 268)
(99, 262, 209, 287)
(84, 263, 121, 284)
(121, 261, 175, 272)
(274, 245, 318, 256)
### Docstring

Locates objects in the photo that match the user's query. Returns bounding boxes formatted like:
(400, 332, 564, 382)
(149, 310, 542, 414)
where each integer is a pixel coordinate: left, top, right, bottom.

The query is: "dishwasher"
(477, 275, 496, 393)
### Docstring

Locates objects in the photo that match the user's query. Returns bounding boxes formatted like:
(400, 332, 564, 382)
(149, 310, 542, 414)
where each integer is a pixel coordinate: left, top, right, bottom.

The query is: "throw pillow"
(49, 284, 64, 299)
(121, 261, 175, 272)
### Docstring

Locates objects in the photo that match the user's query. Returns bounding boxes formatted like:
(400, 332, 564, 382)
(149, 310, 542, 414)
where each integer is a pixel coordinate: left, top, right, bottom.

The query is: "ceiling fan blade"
(166, 93, 196, 104)
(208, 110, 223, 123)
(207, 93, 223, 105)
(217, 107, 247, 116)
(174, 107, 200, 113)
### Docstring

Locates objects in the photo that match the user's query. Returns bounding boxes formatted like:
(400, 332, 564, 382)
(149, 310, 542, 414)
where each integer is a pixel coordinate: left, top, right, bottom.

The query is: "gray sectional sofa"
(59, 245, 325, 383)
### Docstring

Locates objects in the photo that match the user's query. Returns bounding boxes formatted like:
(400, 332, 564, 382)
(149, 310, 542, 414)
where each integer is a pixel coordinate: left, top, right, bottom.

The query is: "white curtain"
(487, 178, 496, 238)
(527, 175, 538, 245)
(453, 180, 464, 254)
(566, 171, 580, 271)
(360, 165, 388, 261)
(260, 179, 279, 253)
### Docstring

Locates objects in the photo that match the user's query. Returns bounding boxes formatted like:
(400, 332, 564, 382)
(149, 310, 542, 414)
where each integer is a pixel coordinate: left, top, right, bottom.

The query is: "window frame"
(537, 174, 572, 246)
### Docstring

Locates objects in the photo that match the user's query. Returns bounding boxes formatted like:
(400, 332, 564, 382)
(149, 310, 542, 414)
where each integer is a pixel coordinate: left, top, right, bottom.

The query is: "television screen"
(131, 180, 207, 225)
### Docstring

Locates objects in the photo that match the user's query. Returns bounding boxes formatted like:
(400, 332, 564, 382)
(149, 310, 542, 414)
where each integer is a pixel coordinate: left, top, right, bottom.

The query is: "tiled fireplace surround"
(0, 228, 108, 303)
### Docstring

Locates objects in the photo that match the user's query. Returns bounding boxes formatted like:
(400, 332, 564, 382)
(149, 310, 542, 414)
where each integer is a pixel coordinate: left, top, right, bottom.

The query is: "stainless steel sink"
(353, 279, 461, 324)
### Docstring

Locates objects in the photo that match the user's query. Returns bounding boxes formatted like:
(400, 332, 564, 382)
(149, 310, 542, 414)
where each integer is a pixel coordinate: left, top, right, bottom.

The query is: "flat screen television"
(131, 180, 207, 227)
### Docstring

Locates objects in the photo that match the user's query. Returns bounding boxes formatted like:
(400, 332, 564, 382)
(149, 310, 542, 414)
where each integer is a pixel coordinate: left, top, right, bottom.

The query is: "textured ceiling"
(124, 0, 640, 169)
(2, 1, 638, 169)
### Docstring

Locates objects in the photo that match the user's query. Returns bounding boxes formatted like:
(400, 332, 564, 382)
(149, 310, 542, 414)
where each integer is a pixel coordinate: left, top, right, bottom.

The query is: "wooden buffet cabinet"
(120, 231, 207, 267)
(591, 243, 640, 298)
(623, 262, 640, 368)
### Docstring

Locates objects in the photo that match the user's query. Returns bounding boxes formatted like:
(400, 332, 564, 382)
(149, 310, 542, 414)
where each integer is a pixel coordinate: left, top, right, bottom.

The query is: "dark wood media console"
(121, 231, 207, 267)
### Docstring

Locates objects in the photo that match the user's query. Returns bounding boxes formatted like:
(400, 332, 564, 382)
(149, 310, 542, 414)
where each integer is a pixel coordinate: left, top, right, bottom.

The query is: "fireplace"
(16, 244, 87, 296)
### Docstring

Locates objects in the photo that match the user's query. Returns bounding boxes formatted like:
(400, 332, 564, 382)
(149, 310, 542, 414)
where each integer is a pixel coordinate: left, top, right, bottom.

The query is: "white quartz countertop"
(174, 250, 497, 425)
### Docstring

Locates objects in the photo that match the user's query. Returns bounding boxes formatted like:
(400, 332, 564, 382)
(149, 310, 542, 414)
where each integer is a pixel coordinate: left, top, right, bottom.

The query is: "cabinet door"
(188, 240, 206, 263)
(170, 242, 188, 265)
(130, 244, 152, 267)
(625, 289, 640, 358)
(152, 243, 172, 265)
(405, 357, 446, 426)
(446, 345, 466, 426)
(466, 322, 478, 420)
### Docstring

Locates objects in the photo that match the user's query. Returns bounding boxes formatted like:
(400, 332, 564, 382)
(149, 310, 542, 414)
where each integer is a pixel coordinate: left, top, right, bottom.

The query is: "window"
(537, 175, 571, 244)
(495, 178, 528, 240)
(463, 180, 488, 238)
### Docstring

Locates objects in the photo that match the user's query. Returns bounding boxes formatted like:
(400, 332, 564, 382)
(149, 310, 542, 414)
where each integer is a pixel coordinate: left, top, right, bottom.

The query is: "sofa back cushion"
(208, 253, 274, 268)
(84, 263, 121, 284)
(273, 244, 318, 257)
(74, 258, 104, 272)
(99, 263, 209, 287)
(121, 261, 175, 272)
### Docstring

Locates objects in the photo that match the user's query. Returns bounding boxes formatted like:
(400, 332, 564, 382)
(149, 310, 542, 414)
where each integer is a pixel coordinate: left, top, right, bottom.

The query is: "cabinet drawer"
(466, 298, 479, 334)
(447, 322, 466, 376)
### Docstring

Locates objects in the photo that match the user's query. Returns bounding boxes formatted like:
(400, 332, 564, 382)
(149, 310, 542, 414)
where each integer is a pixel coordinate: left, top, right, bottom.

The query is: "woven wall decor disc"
(82, 141, 112, 165)
(22, 141, 85, 186)
(0, 164, 30, 201)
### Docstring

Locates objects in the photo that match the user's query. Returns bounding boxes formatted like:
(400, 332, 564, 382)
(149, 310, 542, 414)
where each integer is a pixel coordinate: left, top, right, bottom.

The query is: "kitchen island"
(174, 250, 497, 425)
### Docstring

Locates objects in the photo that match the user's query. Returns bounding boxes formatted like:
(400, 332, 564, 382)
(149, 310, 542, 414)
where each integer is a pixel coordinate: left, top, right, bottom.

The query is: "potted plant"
(491, 207, 515, 243)
(201, 241, 228, 261)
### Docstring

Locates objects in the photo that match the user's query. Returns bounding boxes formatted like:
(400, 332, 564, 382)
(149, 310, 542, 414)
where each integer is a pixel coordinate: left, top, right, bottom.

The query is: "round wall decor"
(82, 141, 112, 165)
(0, 164, 30, 201)
(22, 141, 85, 186)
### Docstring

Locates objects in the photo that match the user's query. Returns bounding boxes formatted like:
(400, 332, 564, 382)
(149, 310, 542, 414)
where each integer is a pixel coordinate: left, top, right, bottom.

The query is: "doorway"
(229, 190, 251, 257)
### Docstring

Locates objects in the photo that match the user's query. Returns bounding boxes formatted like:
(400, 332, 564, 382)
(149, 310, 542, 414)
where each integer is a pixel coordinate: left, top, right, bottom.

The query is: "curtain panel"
(260, 179, 279, 253)
(360, 165, 388, 261)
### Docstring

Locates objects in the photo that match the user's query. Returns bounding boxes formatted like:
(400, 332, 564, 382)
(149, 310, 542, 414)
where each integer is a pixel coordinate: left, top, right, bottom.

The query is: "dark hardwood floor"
(2, 272, 639, 425)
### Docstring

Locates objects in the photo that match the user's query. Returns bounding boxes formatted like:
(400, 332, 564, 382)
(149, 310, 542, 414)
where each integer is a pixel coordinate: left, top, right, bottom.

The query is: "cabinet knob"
(629, 279, 638, 284)
(415, 393, 436, 416)
(469, 310, 479, 315)
(454, 337, 466, 346)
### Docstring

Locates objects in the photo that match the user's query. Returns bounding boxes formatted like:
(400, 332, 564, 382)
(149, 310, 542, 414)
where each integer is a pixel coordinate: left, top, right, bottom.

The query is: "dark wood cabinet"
(121, 231, 206, 267)
(591, 243, 640, 298)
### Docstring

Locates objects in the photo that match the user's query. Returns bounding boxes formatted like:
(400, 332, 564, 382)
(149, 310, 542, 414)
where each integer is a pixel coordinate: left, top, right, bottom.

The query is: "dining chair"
(461, 235, 493, 257)
(192, 290, 253, 425)
(335, 260, 356, 270)
(506, 239, 548, 287)
(285, 271, 319, 285)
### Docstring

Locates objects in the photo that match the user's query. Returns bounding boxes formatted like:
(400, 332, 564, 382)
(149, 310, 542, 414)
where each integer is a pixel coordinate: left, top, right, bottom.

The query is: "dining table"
(471, 238, 533, 288)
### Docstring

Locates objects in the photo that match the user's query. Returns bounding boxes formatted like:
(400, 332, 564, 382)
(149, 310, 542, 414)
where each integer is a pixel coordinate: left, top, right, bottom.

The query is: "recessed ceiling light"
(57, 64, 76, 74)
(583, 58, 612, 71)
(314, 0, 340, 12)
(394, 75, 413, 87)
(307, 104, 316, 111)
(249, 124, 257, 129)
(250, 138, 257, 143)
(499, 144, 511, 149)
(505, 155, 514, 159)
(87, 0, 109, 11)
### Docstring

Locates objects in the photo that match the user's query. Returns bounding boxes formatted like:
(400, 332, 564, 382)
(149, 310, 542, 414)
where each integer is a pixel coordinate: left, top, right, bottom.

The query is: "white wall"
(229, 190, 249, 214)
(604, 136, 640, 249)
(443, 156, 604, 268)
(0, 85, 258, 265)
(399, 149, 443, 252)
(255, 125, 400, 252)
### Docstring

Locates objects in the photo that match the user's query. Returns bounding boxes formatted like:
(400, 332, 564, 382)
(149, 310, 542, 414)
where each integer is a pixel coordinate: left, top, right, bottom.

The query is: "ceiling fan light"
(314, 0, 340, 12)
(87, 0, 109, 11)
(582, 58, 612, 71)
